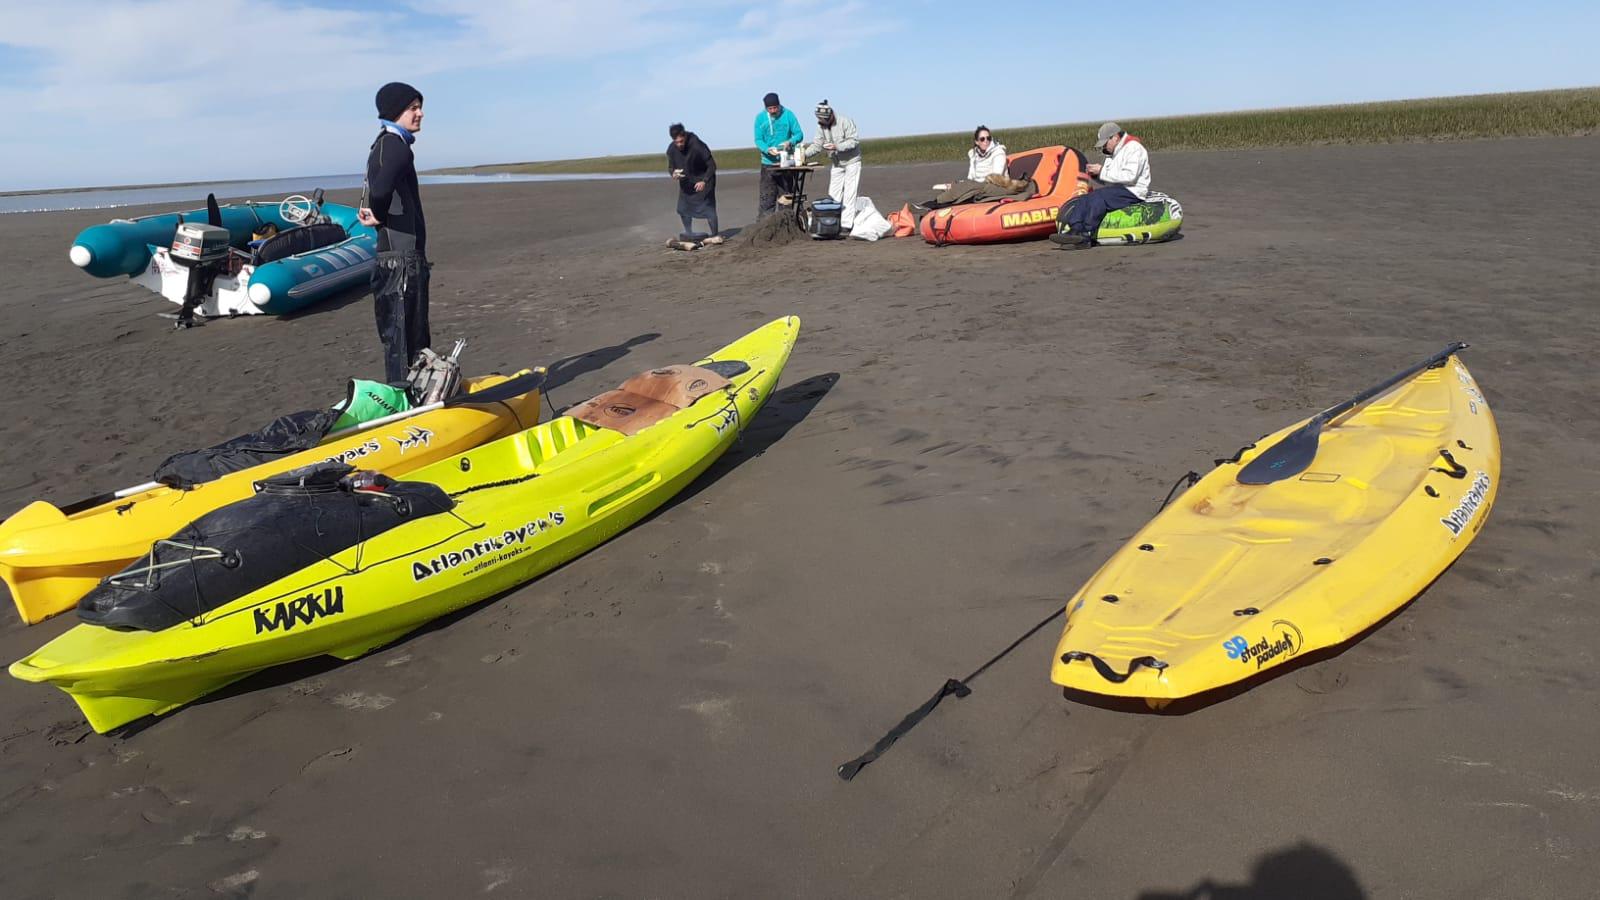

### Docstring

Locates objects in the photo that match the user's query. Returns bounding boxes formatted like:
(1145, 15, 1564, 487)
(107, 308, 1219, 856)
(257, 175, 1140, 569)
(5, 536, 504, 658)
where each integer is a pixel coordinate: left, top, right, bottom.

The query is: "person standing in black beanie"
(359, 81, 431, 384)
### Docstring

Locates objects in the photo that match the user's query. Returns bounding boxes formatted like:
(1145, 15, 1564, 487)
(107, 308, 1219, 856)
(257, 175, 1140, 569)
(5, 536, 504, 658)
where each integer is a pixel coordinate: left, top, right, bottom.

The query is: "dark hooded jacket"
(666, 133, 717, 196)
(363, 125, 426, 253)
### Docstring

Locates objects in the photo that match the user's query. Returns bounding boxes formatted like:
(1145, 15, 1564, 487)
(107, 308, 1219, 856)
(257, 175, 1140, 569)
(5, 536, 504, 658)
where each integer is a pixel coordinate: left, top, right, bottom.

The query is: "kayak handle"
(1430, 448, 1468, 479)
(1059, 651, 1168, 683)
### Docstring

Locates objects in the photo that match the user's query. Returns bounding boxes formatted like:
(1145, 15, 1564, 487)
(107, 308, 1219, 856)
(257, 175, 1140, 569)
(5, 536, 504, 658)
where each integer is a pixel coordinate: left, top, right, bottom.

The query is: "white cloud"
(415, 0, 697, 65)
(0, 1, 390, 119)
(618, 1, 900, 105)
(0, 0, 903, 187)
(0, 0, 698, 121)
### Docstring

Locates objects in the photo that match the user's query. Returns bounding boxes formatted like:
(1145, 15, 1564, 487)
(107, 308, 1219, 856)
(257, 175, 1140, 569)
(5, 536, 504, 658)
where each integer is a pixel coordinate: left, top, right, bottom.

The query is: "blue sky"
(3, 0, 1596, 191)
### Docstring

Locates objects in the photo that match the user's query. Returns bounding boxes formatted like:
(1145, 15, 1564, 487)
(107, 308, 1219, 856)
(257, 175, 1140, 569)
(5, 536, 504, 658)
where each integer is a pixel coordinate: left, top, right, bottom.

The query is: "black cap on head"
(376, 82, 423, 121)
(763, 92, 780, 107)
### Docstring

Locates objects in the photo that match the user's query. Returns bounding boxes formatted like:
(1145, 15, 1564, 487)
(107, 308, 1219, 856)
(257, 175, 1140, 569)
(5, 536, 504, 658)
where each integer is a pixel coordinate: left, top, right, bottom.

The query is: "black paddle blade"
(1234, 341, 1470, 487)
(206, 193, 221, 227)
(445, 369, 547, 407)
(1237, 416, 1326, 485)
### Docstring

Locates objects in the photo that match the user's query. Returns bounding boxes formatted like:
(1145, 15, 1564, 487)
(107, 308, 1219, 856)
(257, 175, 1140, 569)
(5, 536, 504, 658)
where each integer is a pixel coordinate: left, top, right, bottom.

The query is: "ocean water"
(0, 172, 662, 215)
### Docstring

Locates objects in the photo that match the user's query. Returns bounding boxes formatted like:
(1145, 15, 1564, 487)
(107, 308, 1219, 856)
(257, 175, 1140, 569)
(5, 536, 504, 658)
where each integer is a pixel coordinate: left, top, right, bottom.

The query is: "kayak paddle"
(1236, 342, 1468, 486)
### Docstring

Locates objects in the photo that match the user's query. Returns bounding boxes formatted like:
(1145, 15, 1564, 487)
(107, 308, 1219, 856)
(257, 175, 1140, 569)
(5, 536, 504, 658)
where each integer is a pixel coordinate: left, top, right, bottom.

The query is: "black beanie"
(762, 92, 780, 107)
(376, 82, 422, 121)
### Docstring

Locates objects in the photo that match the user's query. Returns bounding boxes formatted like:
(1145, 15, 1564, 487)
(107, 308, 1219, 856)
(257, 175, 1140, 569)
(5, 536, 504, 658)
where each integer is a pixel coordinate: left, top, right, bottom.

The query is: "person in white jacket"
(1058, 122, 1151, 248)
(802, 100, 861, 228)
(966, 126, 1008, 180)
(931, 126, 1008, 192)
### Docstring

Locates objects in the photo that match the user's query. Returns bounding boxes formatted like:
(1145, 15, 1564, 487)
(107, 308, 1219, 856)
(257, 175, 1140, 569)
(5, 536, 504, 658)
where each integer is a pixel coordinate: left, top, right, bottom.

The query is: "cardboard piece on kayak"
(620, 365, 732, 408)
(570, 365, 732, 436)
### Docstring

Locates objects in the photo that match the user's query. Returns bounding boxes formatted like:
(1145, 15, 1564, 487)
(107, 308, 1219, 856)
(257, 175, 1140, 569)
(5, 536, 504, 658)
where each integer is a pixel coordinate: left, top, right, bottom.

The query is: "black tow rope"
(1157, 470, 1200, 511)
(837, 471, 1208, 782)
(835, 603, 1066, 782)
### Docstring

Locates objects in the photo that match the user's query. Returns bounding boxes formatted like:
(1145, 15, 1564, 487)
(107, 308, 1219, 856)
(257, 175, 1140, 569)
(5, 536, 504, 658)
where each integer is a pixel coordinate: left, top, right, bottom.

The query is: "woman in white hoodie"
(932, 126, 1008, 192)
(920, 126, 1020, 208)
(964, 126, 1007, 181)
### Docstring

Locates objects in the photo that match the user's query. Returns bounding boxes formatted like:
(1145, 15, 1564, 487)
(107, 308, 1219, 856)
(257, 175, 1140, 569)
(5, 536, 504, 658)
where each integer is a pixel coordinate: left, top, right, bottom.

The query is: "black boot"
(1050, 227, 1093, 249)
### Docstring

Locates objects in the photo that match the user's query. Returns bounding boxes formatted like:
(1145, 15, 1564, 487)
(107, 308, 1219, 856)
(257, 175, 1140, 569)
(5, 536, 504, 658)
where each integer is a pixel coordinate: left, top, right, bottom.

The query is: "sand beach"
(0, 136, 1597, 898)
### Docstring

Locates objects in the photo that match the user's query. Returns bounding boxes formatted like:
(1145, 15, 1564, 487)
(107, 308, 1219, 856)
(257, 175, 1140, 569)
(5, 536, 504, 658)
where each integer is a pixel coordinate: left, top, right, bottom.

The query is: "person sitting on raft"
(666, 123, 720, 242)
(931, 126, 1008, 192)
(1057, 122, 1151, 249)
(919, 126, 1029, 209)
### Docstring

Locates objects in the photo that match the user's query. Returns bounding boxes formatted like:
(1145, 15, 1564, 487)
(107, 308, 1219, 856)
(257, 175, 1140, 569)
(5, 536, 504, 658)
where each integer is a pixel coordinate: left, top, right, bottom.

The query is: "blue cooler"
(806, 198, 844, 240)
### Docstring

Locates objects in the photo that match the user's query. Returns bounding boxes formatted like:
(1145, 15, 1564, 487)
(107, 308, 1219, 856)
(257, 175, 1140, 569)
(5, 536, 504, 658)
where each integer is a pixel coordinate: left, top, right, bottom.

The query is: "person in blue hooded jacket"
(753, 91, 804, 218)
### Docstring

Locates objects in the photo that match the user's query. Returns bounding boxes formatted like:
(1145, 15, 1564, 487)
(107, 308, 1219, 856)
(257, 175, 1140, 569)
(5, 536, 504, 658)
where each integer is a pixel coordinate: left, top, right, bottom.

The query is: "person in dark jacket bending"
(359, 81, 431, 383)
(666, 123, 719, 240)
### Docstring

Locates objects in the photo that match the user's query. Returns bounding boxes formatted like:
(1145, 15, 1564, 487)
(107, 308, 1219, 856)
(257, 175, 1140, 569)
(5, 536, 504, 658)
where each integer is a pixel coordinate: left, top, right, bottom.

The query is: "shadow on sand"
(114, 372, 836, 738)
(542, 332, 661, 394)
(1137, 841, 1366, 900)
(646, 371, 838, 519)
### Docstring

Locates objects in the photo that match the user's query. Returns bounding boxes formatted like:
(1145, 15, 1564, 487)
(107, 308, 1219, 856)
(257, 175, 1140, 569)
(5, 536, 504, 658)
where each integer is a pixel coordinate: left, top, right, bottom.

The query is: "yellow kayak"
(0, 371, 545, 625)
(1051, 344, 1500, 702)
(11, 317, 798, 733)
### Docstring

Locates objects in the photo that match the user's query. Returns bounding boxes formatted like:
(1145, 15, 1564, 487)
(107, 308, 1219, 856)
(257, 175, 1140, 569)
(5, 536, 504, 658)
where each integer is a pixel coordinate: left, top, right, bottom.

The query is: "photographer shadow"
(1137, 842, 1365, 900)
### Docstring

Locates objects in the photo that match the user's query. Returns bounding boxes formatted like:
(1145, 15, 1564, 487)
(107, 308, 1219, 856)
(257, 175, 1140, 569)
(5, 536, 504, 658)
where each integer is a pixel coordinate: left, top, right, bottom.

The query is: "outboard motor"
(171, 194, 230, 328)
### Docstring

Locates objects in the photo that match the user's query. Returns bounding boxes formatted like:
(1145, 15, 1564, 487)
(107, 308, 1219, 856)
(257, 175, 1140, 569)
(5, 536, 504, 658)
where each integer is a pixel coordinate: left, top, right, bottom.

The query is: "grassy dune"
(436, 87, 1599, 176)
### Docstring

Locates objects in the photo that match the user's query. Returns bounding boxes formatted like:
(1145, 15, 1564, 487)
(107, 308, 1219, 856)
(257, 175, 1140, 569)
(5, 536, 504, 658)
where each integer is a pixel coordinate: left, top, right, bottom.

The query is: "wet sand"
(1, 137, 1597, 899)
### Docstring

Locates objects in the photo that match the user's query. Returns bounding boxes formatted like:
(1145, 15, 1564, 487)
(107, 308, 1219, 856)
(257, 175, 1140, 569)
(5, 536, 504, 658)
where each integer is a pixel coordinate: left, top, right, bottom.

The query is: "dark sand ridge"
(0, 137, 1596, 898)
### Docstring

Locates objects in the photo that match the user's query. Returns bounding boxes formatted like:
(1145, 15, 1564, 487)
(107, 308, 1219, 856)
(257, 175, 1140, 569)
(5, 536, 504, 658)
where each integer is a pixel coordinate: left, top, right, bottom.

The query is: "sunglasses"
(976, 136, 992, 143)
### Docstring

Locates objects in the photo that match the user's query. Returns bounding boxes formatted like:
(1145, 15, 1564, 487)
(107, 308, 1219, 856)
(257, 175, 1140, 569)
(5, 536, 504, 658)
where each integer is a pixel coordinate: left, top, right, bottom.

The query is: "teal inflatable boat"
(68, 192, 377, 320)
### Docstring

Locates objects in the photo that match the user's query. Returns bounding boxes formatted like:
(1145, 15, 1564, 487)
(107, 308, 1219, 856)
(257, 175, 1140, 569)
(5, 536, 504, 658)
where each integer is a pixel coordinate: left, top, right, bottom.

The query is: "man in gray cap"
(1057, 122, 1151, 249)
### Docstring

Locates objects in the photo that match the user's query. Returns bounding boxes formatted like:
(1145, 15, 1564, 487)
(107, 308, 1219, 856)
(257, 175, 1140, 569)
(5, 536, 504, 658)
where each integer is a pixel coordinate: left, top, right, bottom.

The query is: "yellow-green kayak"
(12, 317, 799, 732)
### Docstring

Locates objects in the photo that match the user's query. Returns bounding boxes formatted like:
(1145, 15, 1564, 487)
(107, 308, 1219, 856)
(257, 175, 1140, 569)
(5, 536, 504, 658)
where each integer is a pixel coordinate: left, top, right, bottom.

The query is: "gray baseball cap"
(1097, 122, 1122, 143)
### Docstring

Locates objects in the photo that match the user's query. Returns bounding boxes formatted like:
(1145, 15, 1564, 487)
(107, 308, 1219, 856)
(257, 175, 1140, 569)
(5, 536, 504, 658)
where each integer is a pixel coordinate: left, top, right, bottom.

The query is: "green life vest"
(331, 379, 413, 432)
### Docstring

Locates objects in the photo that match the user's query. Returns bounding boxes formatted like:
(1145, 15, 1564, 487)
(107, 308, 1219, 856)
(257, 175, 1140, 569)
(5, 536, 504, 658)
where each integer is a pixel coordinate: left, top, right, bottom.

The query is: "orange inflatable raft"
(920, 146, 1091, 245)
